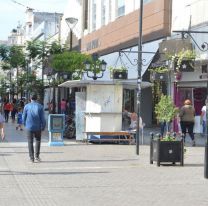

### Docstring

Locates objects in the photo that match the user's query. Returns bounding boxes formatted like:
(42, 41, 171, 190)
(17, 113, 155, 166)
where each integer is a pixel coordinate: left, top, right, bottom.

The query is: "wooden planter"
(111, 70, 128, 79)
(150, 138, 184, 166)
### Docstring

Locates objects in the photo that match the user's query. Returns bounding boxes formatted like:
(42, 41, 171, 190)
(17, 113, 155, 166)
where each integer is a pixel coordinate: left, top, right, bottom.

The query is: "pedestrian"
(60, 98, 67, 114)
(0, 109, 5, 141)
(179, 99, 196, 146)
(16, 107, 23, 131)
(11, 98, 18, 123)
(22, 94, 46, 163)
(3, 100, 11, 123)
(201, 99, 207, 137)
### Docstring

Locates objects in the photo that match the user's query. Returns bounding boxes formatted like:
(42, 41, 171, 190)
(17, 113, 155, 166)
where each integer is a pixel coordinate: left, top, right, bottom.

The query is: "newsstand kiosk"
(48, 114, 65, 146)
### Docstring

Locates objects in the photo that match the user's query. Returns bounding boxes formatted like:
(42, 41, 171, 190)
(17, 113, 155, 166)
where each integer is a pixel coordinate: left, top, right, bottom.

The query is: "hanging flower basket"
(169, 49, 196, 72)
(109, 66, 128, 79)
(149, 66, 168, 82)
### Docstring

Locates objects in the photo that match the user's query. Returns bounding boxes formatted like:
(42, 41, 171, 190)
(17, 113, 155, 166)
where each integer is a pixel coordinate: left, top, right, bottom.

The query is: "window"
(101, 0, 106, 26)
(84, 0, 88, 29)
(92, 0, 96, 31)
(117, 0, 125, 17)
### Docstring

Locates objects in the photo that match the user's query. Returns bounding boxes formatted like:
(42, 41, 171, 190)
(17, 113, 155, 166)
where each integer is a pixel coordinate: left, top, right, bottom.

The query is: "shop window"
(202, 64, 208, 73)
(123, 89, 135, 112)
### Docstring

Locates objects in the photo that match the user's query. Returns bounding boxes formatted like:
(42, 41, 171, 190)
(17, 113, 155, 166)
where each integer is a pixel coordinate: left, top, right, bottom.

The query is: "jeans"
(160, 121, 171, 137)
(27, 130, 41, 160)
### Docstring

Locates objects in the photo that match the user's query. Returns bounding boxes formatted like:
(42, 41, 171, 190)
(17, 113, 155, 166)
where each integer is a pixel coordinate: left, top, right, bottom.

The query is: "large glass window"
(92, 0, 96, 31)
(101, 0, 106, 26)
(117, 0, 125, 17)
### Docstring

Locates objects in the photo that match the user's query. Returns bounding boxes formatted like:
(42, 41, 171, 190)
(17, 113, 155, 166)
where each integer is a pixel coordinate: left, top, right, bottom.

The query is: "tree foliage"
(50, 51, 91, 79)
(155, 94, 178, 123)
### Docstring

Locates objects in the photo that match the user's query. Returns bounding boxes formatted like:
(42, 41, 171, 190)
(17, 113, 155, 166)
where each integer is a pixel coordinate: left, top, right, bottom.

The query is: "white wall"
(172, 0, 208, 31)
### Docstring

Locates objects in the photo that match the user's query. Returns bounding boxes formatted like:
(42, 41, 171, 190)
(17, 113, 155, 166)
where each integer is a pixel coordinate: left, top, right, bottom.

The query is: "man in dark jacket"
(23, 94, 46, 163)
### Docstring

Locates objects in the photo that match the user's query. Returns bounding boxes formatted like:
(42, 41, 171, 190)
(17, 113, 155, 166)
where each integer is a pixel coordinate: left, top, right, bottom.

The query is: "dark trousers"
(180, 121, 195, 141)
(4, 110, 10, 122)
(27, 130, 41, 160)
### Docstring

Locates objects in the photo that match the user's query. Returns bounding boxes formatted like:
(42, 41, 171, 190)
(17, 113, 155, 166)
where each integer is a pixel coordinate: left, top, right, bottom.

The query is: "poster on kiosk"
(48, 114, 65, 146)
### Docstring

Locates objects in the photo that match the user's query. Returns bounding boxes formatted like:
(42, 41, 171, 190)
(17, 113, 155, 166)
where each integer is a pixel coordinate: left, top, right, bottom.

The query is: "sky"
(0, 0, 68, 40)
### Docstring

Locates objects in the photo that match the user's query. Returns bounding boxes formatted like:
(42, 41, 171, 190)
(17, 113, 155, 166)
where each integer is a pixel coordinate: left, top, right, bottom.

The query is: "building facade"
(170, 0, 208, 133)
(77, 0, 172, 126)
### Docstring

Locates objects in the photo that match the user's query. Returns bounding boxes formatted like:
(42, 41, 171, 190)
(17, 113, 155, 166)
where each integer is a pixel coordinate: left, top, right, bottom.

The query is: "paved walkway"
(0, 120, 207, 206)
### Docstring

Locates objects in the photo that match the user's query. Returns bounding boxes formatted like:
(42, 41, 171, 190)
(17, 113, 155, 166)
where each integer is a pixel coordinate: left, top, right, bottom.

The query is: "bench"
(84, 131, 135, 144)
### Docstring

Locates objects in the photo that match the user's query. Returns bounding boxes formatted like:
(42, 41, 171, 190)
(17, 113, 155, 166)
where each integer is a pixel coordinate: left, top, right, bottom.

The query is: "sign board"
(48, 114, 65, 146)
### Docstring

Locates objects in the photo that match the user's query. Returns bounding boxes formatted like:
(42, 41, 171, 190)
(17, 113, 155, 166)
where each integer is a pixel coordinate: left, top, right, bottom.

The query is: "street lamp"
(135, 0, 143, 155)
(65, 17, 78, 51)
(84, 53, 107, 80)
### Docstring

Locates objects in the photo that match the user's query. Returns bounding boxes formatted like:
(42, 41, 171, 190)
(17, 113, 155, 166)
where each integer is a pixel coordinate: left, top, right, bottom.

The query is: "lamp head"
(100, 60, 107, 71)
(65, 17, 78, 29)
(84, 60, 91, 71)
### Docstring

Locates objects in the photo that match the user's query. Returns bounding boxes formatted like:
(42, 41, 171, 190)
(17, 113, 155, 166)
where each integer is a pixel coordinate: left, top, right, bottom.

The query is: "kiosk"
(59, 79, 151, 141)
(48, 114, 65, 146)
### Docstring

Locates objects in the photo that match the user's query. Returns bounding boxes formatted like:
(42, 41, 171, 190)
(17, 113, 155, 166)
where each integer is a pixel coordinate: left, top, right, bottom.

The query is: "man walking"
(23, 94, 46, 163)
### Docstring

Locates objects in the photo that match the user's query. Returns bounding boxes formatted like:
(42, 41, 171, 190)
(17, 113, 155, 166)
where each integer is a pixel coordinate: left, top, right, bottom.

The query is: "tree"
(155, 94, 178, 133)
(50, 51, 91, 80)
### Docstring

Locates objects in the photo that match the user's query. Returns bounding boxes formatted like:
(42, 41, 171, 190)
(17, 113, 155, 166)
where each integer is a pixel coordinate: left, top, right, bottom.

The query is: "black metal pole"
(204, 80, 208, 178)
(136, 0, 143, 155)
(70, 28, 72, 51)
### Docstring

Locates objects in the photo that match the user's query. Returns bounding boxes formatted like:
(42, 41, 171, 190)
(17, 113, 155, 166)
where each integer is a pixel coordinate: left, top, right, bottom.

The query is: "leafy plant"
(108, 66, 127, 72)
(155, 94, 178, 124)
(168, 49, 196, 72)
(149, 66, 168, 73)
(50, 51, 91, 80)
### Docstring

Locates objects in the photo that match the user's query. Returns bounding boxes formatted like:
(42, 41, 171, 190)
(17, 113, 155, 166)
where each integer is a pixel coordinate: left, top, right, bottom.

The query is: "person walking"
(179, 99, 196, 146)
(3, 100, 11, 123)
(22, 94, 46, 163)
(60, 98, 67, 114)
(201, 99, 207, 137)
(11, 98, 18, 123)
(0, 109, 5, 141)
(16, 107, 23, 131)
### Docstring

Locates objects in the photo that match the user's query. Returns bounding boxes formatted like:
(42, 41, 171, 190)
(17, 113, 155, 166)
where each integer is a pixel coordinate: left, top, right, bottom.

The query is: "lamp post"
(65, 17, 78, 51)
(84, 53, 107, 80)
(135, 0, 144, 155)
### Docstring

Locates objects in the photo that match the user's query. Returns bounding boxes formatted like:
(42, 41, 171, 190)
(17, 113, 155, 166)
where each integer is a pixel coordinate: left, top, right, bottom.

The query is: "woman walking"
(179, 99, 196, 146)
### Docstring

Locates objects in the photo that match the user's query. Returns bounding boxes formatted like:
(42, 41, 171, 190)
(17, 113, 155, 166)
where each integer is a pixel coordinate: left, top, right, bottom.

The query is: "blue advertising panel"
(48, 114, 65, 146)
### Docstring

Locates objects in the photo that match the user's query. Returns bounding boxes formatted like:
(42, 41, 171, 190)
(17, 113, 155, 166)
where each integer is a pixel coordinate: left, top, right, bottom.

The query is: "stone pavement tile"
(1, 120, 208, 206)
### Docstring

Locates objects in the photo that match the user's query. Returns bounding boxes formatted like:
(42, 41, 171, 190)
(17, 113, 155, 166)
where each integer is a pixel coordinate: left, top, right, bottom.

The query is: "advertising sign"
(48, 114, 65, 146)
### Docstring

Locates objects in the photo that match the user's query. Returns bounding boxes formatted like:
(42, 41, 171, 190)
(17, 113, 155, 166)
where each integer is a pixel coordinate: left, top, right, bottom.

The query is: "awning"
(59, 79, 152, 89)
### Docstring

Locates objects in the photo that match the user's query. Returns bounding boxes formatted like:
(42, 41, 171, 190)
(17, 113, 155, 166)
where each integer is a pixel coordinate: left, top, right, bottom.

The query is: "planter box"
(150, 138, 184, 166)
(111, 70, 128, 79)
(150, 72, 168, 82)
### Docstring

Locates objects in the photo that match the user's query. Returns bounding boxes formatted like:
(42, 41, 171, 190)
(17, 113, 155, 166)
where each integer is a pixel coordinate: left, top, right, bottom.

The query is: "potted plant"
(150, 95, 184, 166)
(168, 49, 196, 73)
(149, 66, 169, 82)
(109, 66, 128, 79)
